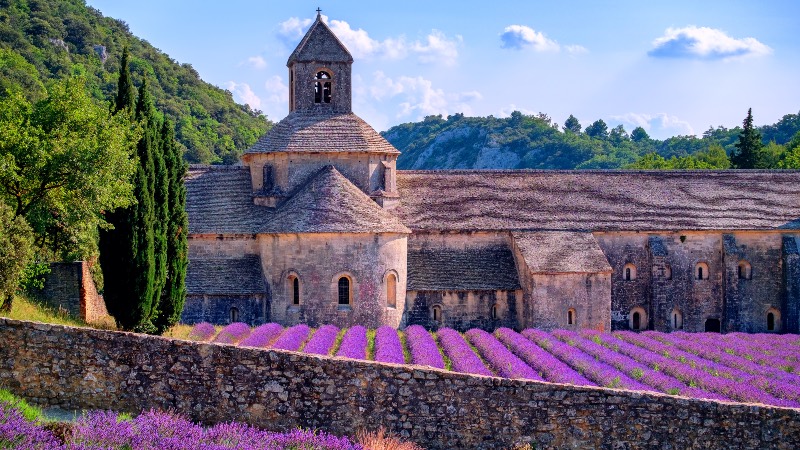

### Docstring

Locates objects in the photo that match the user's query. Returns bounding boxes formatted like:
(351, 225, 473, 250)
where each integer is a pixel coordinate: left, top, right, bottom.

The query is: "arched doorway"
(704, 318, 721, 333)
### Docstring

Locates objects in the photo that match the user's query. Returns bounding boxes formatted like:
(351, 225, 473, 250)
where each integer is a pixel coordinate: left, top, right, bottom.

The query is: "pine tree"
(563, 114, 581, 133)
(154, 119, 188, 333)
(731, 108, 764, 169)
(115, 47, 135, 114)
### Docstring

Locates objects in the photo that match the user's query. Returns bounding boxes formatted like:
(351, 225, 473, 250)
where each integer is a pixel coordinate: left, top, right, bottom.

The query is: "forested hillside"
(0, 0, 271, 164)
(385, 111, 800, 170)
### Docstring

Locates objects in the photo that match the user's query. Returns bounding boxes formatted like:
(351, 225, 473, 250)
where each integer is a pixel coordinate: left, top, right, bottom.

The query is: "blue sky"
(86, 1, 800, 139)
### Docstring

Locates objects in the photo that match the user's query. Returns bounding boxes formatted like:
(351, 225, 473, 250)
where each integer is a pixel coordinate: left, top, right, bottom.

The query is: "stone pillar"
(722, 234, 741, 333)
(648, 236, 669, 331)
(782, 236, 800, 334)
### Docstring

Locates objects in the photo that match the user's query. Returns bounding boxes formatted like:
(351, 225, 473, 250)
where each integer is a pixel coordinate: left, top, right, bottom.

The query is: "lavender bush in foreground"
(374, 326, 405, 364)
(304, 325, 340, 355)
(436, 328, 492, 376)
(496, 328, 594, 386)
(0, 402, 63, 450)
(466, 329, 542, 380)
(187, 322, 216, 342)
(405, 325, 445, 369)
(239, 323, 284, 348)
(271, 324, 311, 351)
(211, 322, 252, 345)
(335, 326, 368, 359)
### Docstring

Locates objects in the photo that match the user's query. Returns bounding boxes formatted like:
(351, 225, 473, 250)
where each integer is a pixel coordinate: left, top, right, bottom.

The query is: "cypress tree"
(731, 108, 765, 169)
(115, 47, 135, 114)
(149, 107, 169, 329)
(154, 119, 188, 333)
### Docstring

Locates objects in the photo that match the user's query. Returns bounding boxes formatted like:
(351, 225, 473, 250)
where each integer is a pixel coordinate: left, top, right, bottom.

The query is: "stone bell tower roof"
(287, 11, 353, 65)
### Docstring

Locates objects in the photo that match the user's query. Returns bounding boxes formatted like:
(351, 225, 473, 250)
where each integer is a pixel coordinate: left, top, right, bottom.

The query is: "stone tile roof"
(186, 256, 266, 295)
(245, 110, 399, 155)
(186, 165, 409, 235)
(407, 246, 521, 291)
(512, 232, 611, 274)
(287, 15, 353, 64)
(186, 165, 262, 234)
(260, 166, 410, 234)
(395, 170, 800, 231)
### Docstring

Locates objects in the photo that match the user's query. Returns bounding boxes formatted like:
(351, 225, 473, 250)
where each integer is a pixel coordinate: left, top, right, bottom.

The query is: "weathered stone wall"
(182, 294, 268, 325)
(262, 232, 407, 329)
(29, 262, 107, 324)
(405, 289, 520, 331)
(527, 273, 611, 331)
(290, 61, 352, 113)
(1, 319, 799, 450)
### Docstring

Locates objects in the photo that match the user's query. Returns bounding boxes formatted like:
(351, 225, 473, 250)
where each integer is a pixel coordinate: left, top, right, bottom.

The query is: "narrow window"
(664, 265, 672, 280)
(767, 312, 775, 331)
(292, 276, 300, 305)
(432, 305, 442, 323)
(671, 309, 683, 330)
(697, 266, 703, 280)
(491, 304, 499, 320)
(386, 273, 397, 308)
(632, 312, 640, 330)
(338, 277, 350, 305)
(230, 307, 239, 323)
(623, 263, 636, 281)
(738, 261, 751, 280)
(568, 308, 575, 325)
(695, 262, 709, 281)
(625, 268, 631, 281)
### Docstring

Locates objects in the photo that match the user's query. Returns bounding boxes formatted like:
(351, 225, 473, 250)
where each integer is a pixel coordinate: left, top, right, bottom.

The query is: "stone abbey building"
(183, 13, 800, 334)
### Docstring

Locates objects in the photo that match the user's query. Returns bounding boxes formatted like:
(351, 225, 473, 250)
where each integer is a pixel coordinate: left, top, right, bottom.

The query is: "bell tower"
(287, 10, 354, 113)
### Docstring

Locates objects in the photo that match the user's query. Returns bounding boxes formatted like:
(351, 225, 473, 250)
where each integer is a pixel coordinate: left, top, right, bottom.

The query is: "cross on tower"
(316, 7, 322, 17)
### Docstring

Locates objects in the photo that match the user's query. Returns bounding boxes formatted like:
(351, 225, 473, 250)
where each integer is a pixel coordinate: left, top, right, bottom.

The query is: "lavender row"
(211, 322, 251, 344)
(271, 324, 311, 351)
(405, 325, 445, 369)
(374, 326, 405, 364)
(553, 329, 714, 398)
(465, 329, 542, 380)
(495, 328, 594, 386)
(436, 328, 493, 376)
(523, 329, 650, 391)
(187, 322, 216, 342)
(303, 325, 340, 355)
(239, 323, 284, 348)
(335, 326, 368, 359)
(612, 331, 797, 407)
(723, 332, 800, 364)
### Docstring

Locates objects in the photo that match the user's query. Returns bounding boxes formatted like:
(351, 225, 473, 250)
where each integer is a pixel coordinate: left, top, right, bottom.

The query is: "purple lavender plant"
(0, 403, 63, 450)
(211, 322, 251, 345)
(465, 329, 542, 380)
(436, 327, 492, 376)
(374, 326, 405, 364)
(304, 325, 340, 355)
(239, 323, 284, 348)
(335, 325, 369, 360)
(186, 322, 216, 342)
(270, 324, 311, 351)
(405, 325, 445, 369)
(496, 328, 594, 386)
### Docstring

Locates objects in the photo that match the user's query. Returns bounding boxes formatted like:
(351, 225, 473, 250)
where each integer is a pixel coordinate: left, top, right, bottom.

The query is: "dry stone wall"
(29, 262, 107, 324)
(1, 319, 799, 449)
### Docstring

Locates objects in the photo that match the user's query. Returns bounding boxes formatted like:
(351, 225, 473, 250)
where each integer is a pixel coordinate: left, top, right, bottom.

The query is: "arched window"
(766, 308, 781, 332)
(290, 276, 300, 305)
(314, 70, 332, 104)
(568, 308, 576, 326)
(386, 273, 397, 309)
(629, 307, 647, 331)
(491, 304, 499, 320)
(230, 307, 239, 323)
(670, 308, 683, 330)
(738, 261, 752, 280)
(623, 263, 637, 281)
(695, 262, 709, 280)
(432, 305, 442, 323)
(337, 276, 351, 305)
(664, 264, 672, 280)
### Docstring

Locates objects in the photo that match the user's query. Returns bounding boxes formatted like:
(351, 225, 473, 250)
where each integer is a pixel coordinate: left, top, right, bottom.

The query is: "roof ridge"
(287, 14, 353, 65)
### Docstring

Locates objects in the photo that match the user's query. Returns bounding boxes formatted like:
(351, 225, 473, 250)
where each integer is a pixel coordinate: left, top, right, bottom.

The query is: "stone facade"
(179, 13, 800, 334)
(29, 261, 108, 324)
(2, 319, 799, 450)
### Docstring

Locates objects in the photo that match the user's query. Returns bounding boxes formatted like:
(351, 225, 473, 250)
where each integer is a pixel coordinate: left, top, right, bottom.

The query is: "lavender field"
(189, 323, 800, 408)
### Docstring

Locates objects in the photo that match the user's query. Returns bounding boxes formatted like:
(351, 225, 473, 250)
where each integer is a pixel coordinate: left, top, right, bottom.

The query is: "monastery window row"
(286, 271, 400, 308)
(429, 302, 503, 324)
(621, 260, 753, 282)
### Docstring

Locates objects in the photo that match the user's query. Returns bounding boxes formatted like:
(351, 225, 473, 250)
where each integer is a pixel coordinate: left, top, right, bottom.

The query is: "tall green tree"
(563, 114, 581, 133)
(0, 200, 34, 312)
(731, 108, 765, 169)
(150, 99, 169, 331)
(585, 119, 609, 139)
(153, 119, 188, 333)
(631, 126, 650, 143)
(114, 47, 136, 115)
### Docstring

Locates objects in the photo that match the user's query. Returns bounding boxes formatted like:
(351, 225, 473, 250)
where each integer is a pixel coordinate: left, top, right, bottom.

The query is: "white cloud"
(367, 71, 481, 118)
(498, 104, 536, 118)
(226, 81, 262, 109)
(649, 26, 772, 60)
(278, 16, 460, 64)
(565, 44, 588, 55)
(611, 113, 695, 137)
(264, 75, 289, 106)
(500, 25, 560, 52)
(245, 56, 267, 69)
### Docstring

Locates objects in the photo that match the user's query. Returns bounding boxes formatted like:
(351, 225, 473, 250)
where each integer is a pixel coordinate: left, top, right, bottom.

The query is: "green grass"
(329, 327, 347, 356)
(1, 294, 89, 328)
(366, 329, 376, 360)
(163, 323, 196, 340)
(0, 389, 42, 422)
